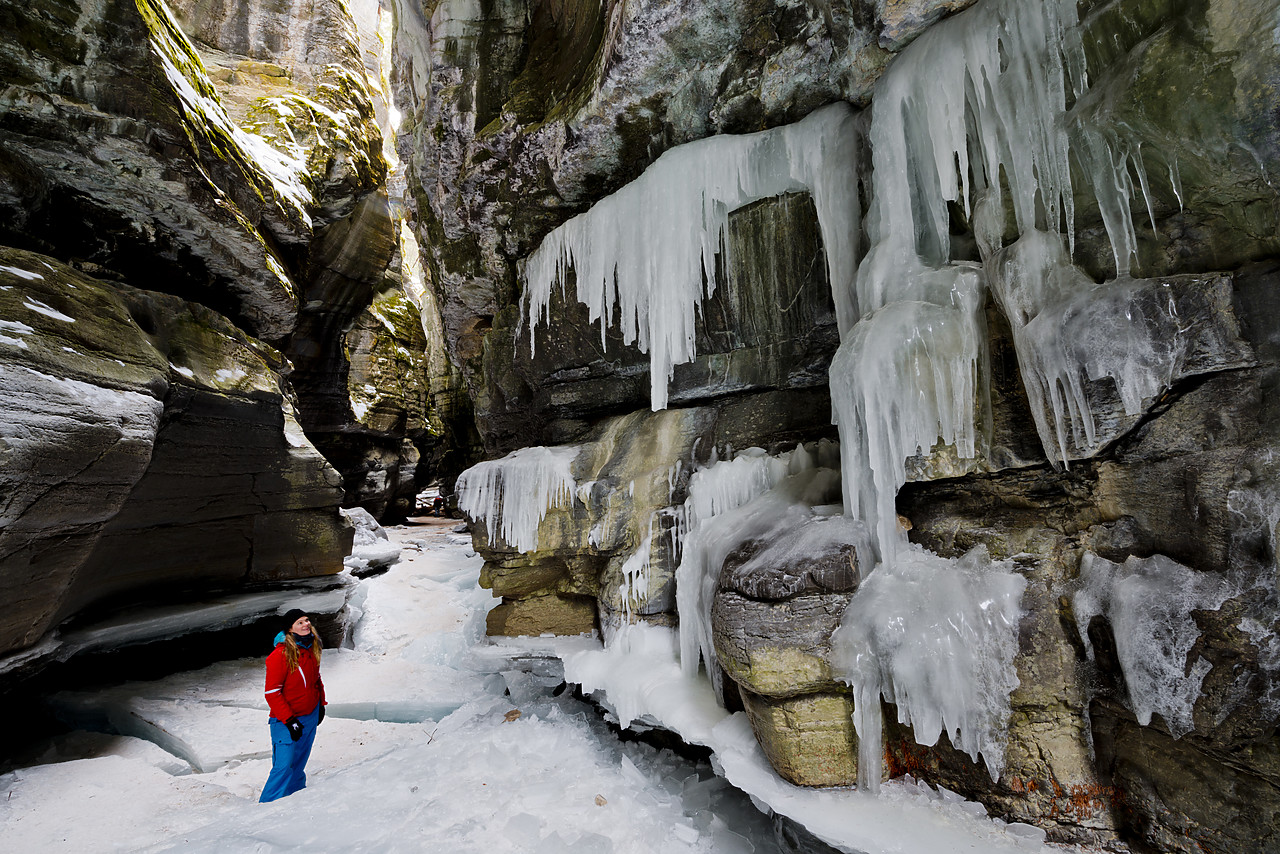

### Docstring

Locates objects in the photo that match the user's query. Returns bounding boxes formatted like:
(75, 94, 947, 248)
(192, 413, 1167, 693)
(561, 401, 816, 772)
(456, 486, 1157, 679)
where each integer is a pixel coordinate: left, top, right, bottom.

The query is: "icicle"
(830, 266, 986, 562)
(523, 103, 862, 410)
(987, 229, 1191, 465)
(617, 517, 655, 631)
(455, 445, 578, 553)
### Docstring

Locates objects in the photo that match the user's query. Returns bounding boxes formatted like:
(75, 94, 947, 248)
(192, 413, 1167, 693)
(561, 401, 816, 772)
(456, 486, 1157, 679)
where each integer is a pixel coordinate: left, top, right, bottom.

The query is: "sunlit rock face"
(425, 0, 1280, 847)
(0, 249, 350, 663)
(0, 0, 311, 343)
(0, 0, 450, 524)
(0, 0, 449, 678)
(157, 0, 445, 518)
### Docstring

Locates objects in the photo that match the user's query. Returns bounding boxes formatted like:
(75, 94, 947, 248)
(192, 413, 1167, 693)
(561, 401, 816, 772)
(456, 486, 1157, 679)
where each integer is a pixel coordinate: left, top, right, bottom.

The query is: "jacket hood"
(273, 631, 314, 648)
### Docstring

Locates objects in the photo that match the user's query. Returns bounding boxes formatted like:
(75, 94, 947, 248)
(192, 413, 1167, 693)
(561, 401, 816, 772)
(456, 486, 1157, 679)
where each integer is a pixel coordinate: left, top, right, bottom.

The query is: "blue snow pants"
(259, 703, 320, 803)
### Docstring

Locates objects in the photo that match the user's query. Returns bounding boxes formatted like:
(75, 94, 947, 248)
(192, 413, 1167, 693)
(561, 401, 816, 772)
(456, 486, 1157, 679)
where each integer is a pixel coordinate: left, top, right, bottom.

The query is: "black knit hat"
(281, 608, 308, 633)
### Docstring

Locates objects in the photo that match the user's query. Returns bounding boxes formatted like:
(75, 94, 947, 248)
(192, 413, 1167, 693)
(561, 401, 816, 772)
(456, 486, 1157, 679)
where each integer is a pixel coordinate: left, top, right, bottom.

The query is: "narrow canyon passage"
(2, 524, 1073, 853)
(0, 524, 786, 853)
(2, 0, 1278, 849)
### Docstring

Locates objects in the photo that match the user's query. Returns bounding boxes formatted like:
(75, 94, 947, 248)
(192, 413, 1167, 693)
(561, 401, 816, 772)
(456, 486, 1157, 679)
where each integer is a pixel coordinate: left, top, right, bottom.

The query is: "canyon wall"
(401, 0, 1280, 850)
(0, 0, 461, 670)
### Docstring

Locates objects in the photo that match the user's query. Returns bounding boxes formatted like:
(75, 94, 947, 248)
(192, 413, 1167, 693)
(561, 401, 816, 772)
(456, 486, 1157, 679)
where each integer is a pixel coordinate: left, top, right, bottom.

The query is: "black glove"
(285, 716, 303, 741)
(318, 705, 325, 725)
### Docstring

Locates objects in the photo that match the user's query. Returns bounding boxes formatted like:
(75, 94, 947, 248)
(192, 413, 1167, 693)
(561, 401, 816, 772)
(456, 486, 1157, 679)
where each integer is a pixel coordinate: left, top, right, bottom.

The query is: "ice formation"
(829, 277, 986, 561)
(616, 519, 654, 629)
(504, 0, 1201, 803)
(455, 445, 579, 553)
(522, 103, 861, 409)
(986, 231, 1195, 463)
(1074, 552, 1235, 737)
(832, 545, 1026, 792)
(673, 441, 851, 697)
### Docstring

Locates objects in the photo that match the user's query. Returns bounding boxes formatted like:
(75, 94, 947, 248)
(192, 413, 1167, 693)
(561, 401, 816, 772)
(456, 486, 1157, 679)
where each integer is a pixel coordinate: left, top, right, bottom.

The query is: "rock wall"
(0, 248, 351, 663)
(0, 0, 460, 670)
(410, 0, 1280, 850)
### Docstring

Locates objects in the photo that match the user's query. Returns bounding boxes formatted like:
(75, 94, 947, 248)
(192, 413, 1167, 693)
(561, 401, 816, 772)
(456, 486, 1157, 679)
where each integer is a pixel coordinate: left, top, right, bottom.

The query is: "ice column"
(828, 0, 1086, 562)
(455, 445, 579, 553)
(523, 103, 862, 410)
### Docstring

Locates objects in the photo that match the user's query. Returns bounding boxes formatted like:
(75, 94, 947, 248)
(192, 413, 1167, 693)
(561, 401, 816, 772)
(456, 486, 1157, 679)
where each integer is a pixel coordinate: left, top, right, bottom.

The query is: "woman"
(259, 608, 327, 803)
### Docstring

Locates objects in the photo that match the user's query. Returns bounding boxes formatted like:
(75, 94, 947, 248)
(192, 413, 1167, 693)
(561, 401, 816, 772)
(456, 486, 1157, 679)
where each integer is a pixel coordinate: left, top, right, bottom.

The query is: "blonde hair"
(283, 629, 322, 673)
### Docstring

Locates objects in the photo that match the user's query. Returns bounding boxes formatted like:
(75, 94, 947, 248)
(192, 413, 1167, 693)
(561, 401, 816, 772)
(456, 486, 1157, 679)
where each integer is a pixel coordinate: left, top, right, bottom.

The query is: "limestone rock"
(465, 396, 838, 638)
(166, 0, 387, 224)
(396, 0, 904, 418)
(712, 592, 852, 698)
(741, 690, 858, 787)
(0, 0, 311, 343)
(485, 593, 598, 637)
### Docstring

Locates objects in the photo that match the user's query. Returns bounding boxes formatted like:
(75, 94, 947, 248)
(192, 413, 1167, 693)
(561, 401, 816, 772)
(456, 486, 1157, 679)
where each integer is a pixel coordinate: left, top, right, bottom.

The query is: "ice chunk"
(342, 507, 403, 574)
(1074, 552, 1235, 736)
(829, 270, 986, 561)
(988, 231, 1194, 464)
(455, 445, 579, 553)
(832, 544, 1026, 791)
(673, 444, 850, 697)
(523, 103, 862, 410)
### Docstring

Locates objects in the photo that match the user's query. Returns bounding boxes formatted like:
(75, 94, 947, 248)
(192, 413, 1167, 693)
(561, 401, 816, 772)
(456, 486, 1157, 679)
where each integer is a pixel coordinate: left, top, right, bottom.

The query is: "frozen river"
(1, 522, 1079, 853)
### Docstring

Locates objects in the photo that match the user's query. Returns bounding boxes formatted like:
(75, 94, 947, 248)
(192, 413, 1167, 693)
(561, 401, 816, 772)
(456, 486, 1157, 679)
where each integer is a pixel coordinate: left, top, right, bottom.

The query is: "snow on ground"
(2, 521, 1085, 854)
(1, 523, 779, 854)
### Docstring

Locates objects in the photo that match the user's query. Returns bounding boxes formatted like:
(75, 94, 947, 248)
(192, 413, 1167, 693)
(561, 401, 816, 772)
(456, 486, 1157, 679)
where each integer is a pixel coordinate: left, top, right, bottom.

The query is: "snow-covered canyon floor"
(1, 523, 1090, 853)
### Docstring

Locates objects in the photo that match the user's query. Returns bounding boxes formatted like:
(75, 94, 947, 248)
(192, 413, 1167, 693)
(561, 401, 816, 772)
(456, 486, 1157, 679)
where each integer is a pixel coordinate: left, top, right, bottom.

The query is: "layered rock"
(157, 0, 458, 519)
(0, 0, 463, 534)
(421, 0, 1280, 849)
(0, 248, 351, 664)
(395, 0, 978, 423)
(0, 0, 321, 342)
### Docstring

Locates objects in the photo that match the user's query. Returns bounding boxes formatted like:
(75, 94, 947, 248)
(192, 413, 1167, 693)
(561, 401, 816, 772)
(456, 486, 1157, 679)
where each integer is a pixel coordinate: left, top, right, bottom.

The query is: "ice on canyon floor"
(546, 622, 1060, 854)
(1074, 552, 1236, 737)
(456, 444, 580, 553)
(4, 522, 1089, 853)
(342, 506, 404, 575)
(0, 573, 351, 677)
(831, 544, 1027, 791)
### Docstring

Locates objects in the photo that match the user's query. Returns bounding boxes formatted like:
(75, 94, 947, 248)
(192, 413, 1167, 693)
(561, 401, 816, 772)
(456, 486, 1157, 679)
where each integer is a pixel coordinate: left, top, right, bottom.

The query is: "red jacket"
(264, 639, 326, 721)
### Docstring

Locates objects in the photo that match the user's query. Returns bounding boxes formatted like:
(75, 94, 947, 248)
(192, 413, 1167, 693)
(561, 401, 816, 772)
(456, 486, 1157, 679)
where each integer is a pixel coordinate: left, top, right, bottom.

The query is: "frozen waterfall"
(500, 0, 1199, 796)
